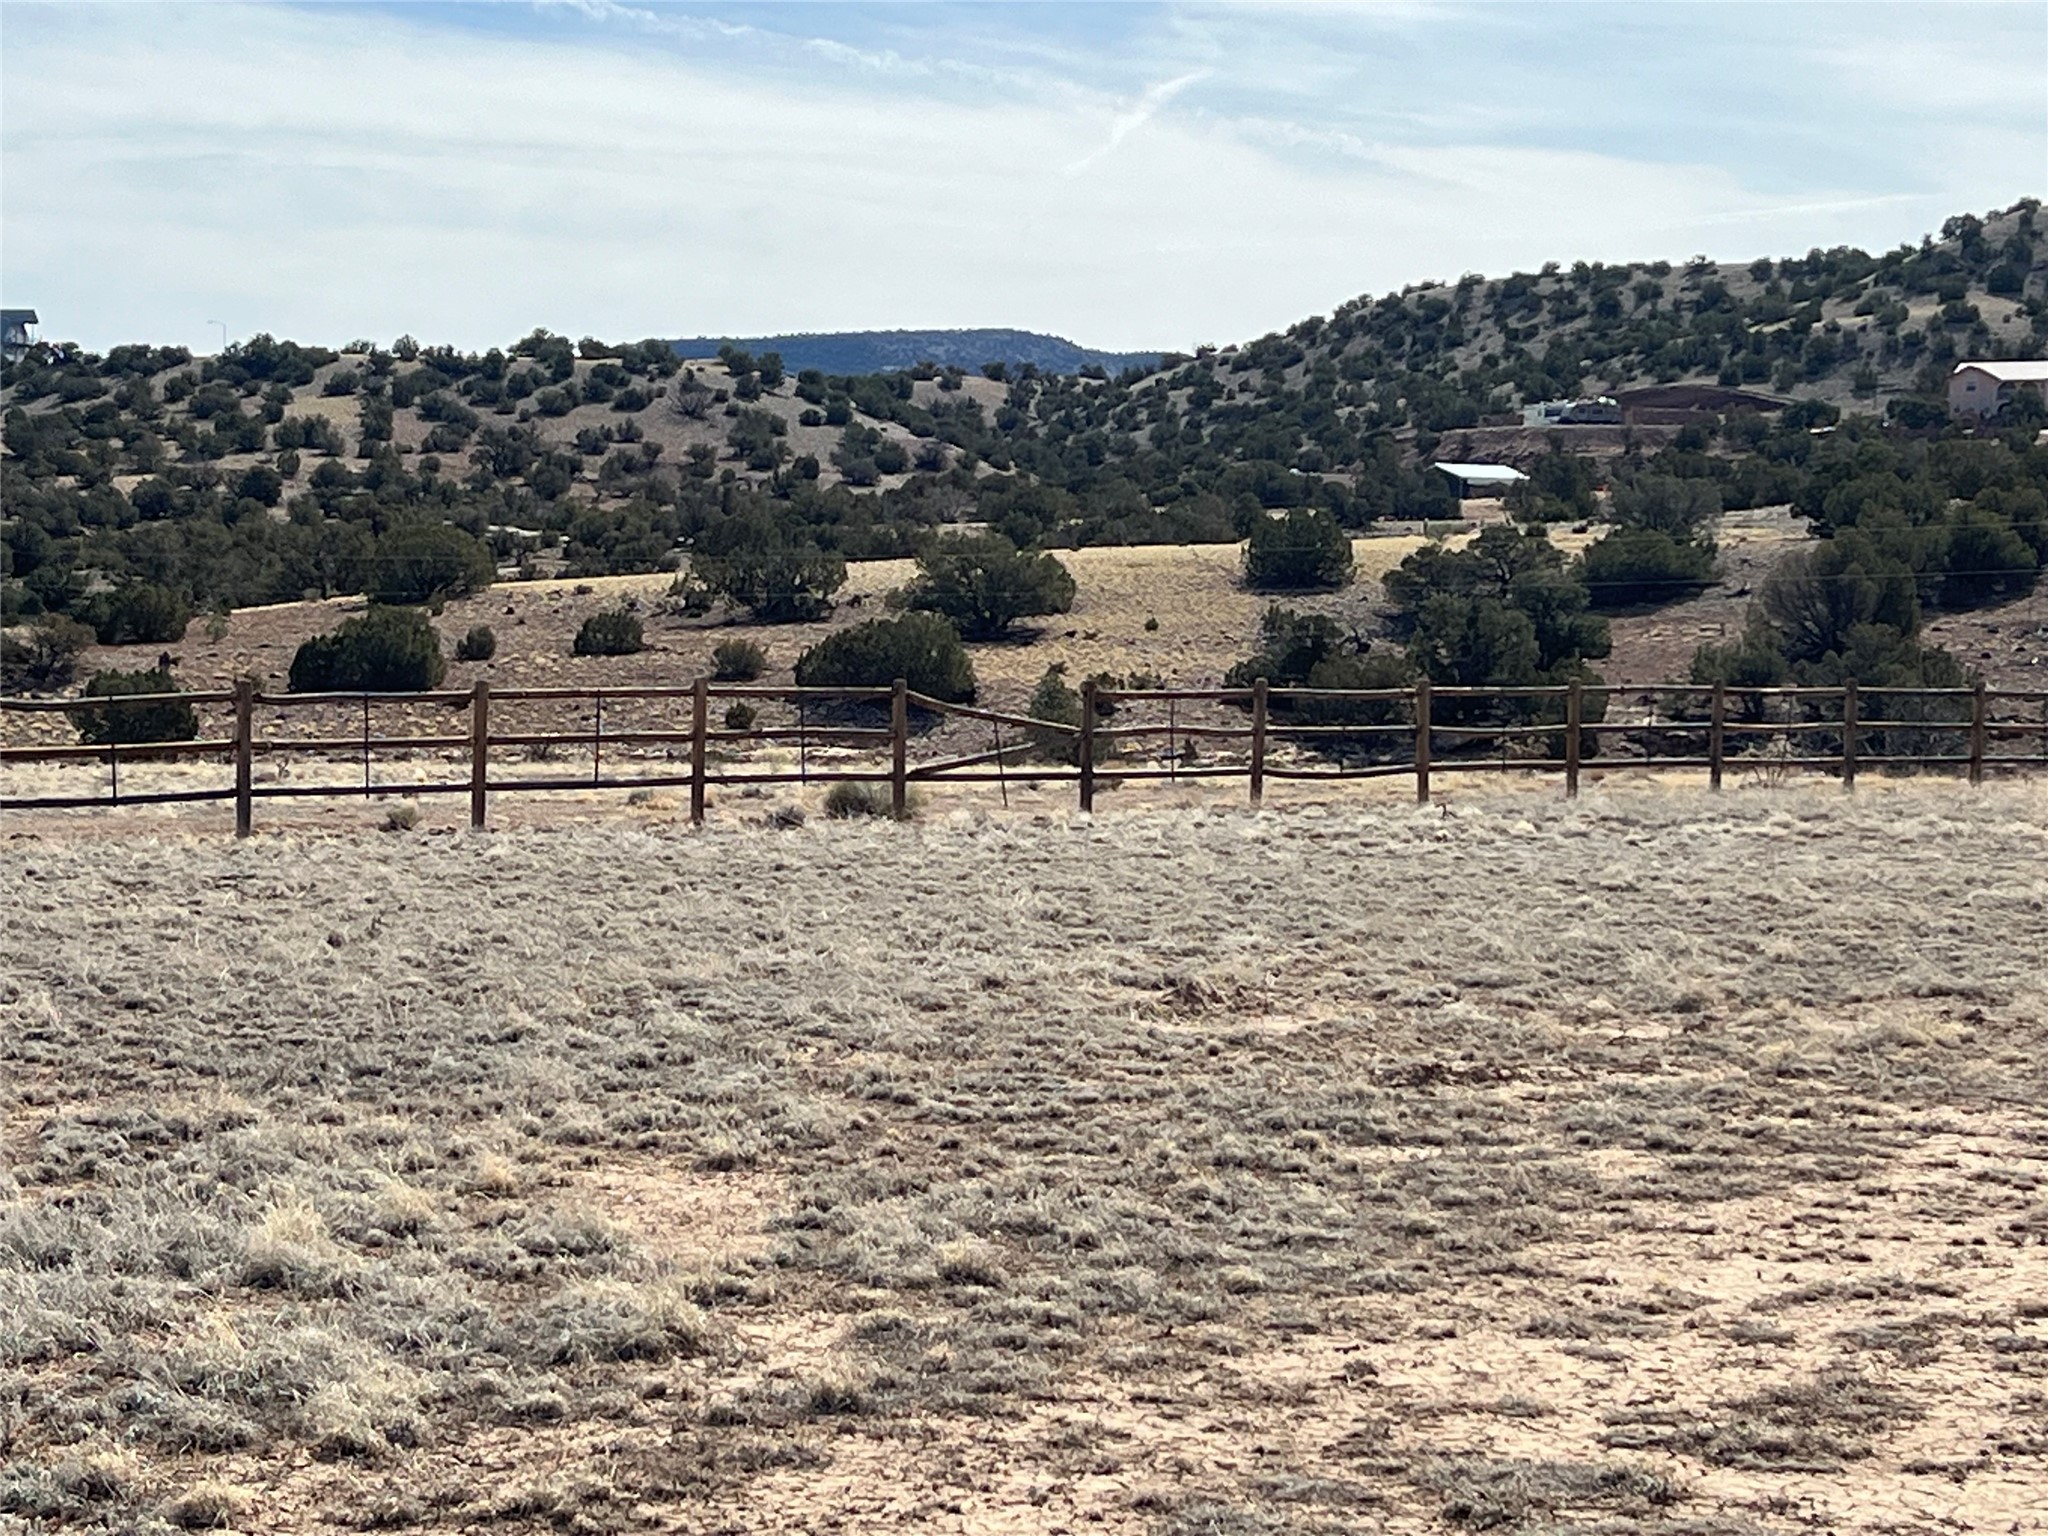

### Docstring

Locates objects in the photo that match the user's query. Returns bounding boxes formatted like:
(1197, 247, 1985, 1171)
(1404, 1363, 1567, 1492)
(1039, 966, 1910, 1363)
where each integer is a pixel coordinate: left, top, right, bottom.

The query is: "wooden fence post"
(1249, 679, 1268, 806)
(891, 678, 909, 820)
(469, 680, 489, 830)
(1564, 680, 1581, 799)
(1078, 678, 1097, 814)
(690, 678, 708, 824)
(1413, 679, 1432, 805)
(1841, 681, 1858, 791)
(1969, 681, 1987, 786)
(1708, 683, 1726, 792)
(233, 677, 254, 839)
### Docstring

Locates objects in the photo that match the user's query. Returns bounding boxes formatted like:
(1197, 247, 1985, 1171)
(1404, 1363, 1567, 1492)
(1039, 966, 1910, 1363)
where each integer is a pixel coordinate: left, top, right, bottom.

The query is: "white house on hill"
(1, 309, 36, 364)
(1949, 361, 2048, 419)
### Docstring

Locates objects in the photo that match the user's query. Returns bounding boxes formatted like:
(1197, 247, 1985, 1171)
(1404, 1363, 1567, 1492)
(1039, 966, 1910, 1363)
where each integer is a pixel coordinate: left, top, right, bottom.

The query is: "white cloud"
(1065, 70, 1213, 176)
(0, 3, 2038, 355)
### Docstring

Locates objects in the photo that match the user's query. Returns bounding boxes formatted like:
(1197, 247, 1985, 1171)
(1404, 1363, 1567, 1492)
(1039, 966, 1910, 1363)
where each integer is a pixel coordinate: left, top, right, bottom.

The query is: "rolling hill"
(3, 198, 2043, 631)
(665, 329, 1160, 377)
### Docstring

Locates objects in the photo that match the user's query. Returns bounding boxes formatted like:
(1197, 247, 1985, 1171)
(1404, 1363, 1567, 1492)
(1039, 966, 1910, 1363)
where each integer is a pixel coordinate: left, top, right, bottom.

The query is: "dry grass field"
(4, 786, 2046, 1534)
(7, 517, 1827, 723)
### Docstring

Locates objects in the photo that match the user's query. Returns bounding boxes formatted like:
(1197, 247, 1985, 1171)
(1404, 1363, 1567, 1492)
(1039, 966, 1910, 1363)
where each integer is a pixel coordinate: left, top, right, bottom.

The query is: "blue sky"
(2, 2, 2042, 354)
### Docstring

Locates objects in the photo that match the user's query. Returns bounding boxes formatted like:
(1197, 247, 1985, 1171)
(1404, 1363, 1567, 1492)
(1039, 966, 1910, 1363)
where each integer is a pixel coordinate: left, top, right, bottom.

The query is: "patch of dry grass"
(2, 784, 2045, 1532)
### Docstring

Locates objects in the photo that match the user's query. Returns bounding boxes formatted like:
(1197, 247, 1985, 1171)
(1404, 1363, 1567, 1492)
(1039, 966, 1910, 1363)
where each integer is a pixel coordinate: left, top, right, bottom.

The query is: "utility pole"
(207, 320, 228, 355)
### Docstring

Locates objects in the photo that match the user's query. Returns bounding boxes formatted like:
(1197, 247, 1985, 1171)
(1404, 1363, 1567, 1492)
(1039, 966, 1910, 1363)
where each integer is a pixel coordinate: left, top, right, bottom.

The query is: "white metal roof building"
(1950, 360, 2048, 419)
(1433, 462, 1529, 499)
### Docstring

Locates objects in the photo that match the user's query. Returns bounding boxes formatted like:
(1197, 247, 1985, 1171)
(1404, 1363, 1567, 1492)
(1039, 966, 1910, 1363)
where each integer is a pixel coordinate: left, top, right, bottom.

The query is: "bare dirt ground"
(24, 536, 1439, 712)
(3, 785, 2045, 1534)
(43, 505, 2048, 746)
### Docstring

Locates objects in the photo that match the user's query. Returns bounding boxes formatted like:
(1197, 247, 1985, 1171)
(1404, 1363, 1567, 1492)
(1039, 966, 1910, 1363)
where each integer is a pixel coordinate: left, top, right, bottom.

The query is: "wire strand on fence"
(7, 678, 2048, 825)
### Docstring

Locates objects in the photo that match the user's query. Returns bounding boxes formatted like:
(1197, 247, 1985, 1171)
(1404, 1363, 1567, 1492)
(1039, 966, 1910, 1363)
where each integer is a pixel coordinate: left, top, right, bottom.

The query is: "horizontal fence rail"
(4, 677, 2046, 834)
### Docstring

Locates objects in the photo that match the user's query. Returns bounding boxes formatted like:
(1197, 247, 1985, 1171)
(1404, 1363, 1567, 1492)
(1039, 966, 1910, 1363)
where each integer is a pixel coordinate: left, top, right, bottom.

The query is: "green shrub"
(1, 616, 94, 692)
(901, 534, 1076, 639)
(1297, 651, 1418, 727)
(1939, 505, 2037, 608)
(724, 700, 758, 731)
(69, 668, 199, 746)
(1382, 527, 1610, 719)
(1608, 476, 1721, 538)
(1689, 626, 1789, 716)
(692, 514, 846, 623)
(1026, 663, 1083, 762)
(793, 613, 975, 702)
(1755, 536, 1918, 664)
(236, 464, 284, 507)
(1579, 529, 1718, 609)
(1243, 507, 1353, 592)
(711, 637, 767, 681)
(84, 583, 192, 646)
(289, 606, 447, 692)
(573, 608, 644, 657)
(1224, 606, 1345, 688)
(454, 624, 497, 662)
(367, 524, 495, 606)
(1793, 624, 1972, 760)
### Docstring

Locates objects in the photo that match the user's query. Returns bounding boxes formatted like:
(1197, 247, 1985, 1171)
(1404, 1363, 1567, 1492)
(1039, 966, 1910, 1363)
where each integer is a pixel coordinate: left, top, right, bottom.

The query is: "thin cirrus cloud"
(1065, 70, 1214, 176)
(0, 1, 2039, 355)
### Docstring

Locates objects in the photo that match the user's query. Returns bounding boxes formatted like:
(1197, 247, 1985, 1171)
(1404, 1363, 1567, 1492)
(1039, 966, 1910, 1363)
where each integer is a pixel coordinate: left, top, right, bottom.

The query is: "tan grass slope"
(2, 786, 2046, 1532)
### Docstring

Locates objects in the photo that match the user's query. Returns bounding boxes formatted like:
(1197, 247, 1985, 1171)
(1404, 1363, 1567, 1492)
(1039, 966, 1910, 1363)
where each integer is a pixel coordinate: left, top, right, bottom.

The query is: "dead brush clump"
(302, 1362, 426, 1461)
(822, 780, 899, 819)
(161, 1478, 253, 1530)
(237, 1197, 355, 1295)
(463, 1150, 523, 1196)
(528, 1278, 719, 1366)
(137, 1316, 411, 1458)
(475, 1469, 630, 1533)
(933, 1236, 1008, 1289)
(1598, 1367, 1919, 1471)
(0, 1445, 139, 1523)
(1691, 1369, 1920, 1469)
(1421, 1456, 1687, 1530)
(1154, 962, 1271, 1016)
(799, 1366, 877, 1418)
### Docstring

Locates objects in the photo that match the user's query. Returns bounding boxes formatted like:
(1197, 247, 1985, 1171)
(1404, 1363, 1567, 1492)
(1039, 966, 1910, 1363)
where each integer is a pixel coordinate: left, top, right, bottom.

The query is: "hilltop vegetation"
(663, 328, 1160, 377)
(3, 202, 2044, 704)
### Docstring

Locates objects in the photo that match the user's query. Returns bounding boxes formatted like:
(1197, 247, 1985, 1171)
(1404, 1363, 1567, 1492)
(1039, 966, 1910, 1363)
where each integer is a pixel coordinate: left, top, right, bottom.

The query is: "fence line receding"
(4, 678, 2046, 834)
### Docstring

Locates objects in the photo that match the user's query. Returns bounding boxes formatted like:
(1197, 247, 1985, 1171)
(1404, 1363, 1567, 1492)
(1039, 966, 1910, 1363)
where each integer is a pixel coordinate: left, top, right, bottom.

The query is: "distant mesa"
(664, 328, 1162, 376)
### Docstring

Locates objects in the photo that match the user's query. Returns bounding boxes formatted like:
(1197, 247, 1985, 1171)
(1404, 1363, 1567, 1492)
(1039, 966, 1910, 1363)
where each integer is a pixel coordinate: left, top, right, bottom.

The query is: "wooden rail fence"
(4, 678, 2046, 835)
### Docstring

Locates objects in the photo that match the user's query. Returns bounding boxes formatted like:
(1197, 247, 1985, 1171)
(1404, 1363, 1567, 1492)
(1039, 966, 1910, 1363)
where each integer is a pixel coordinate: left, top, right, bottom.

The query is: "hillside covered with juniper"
(3, 200, 2044, 654)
